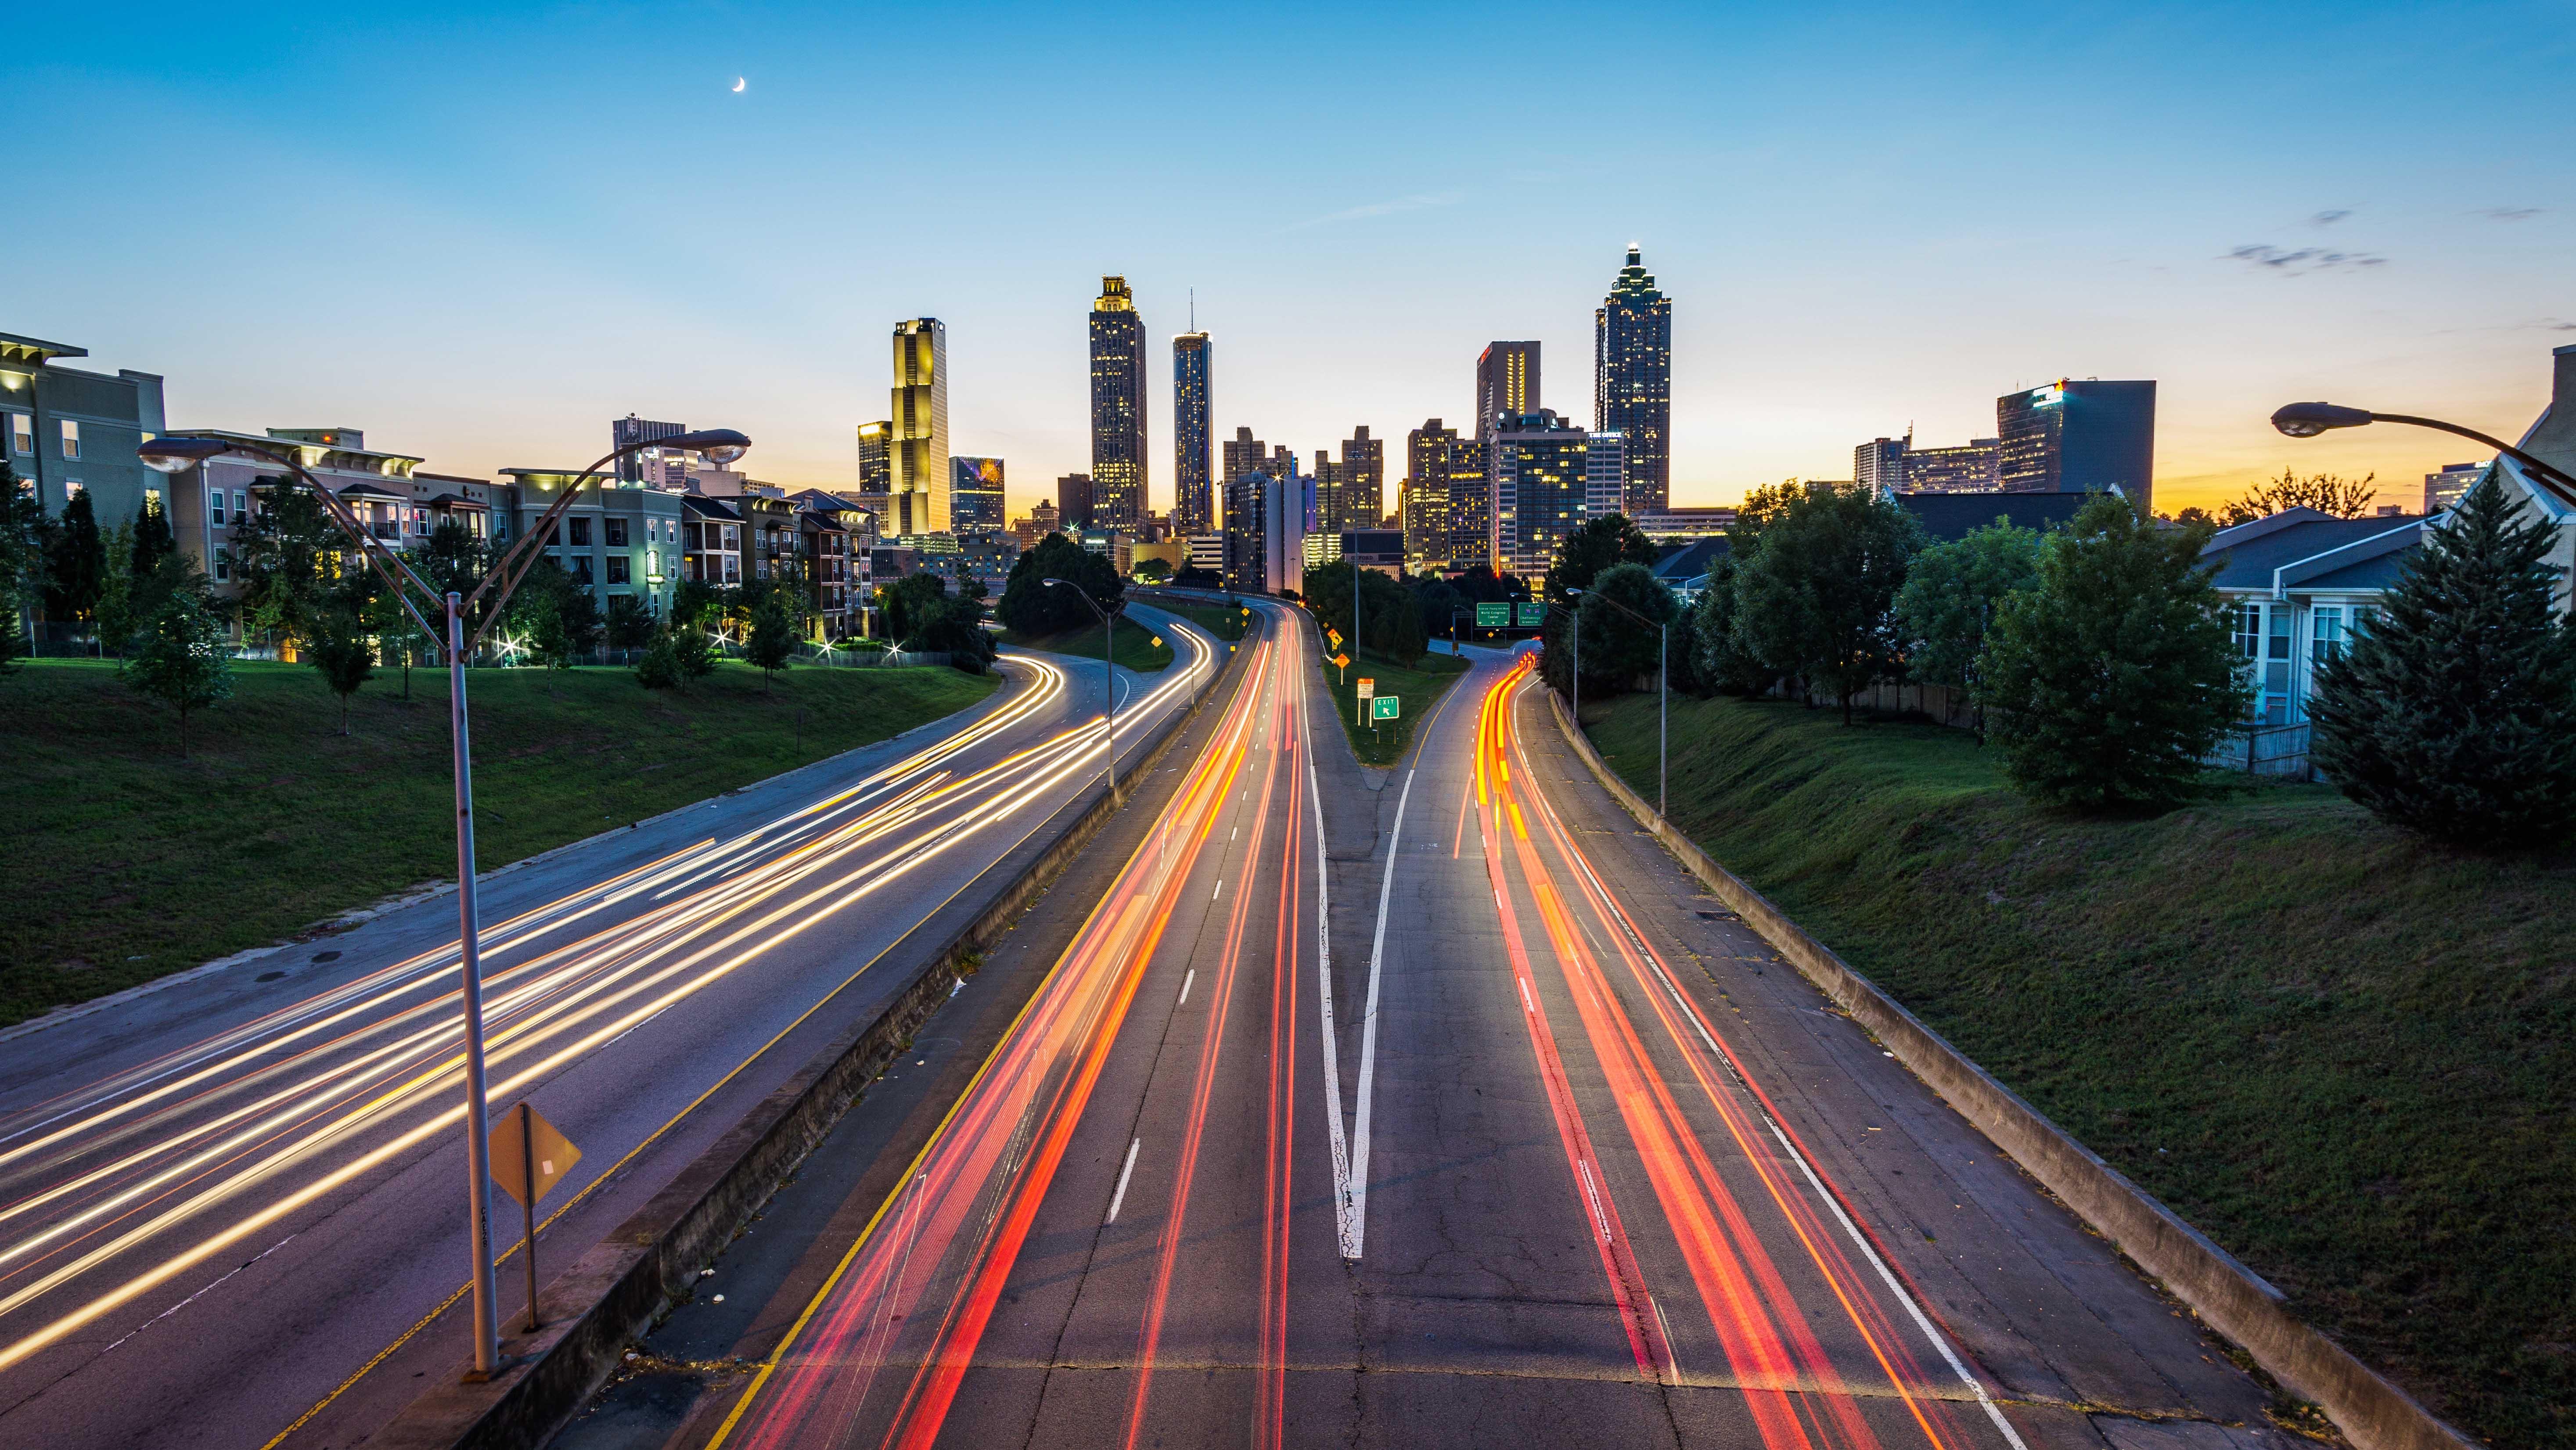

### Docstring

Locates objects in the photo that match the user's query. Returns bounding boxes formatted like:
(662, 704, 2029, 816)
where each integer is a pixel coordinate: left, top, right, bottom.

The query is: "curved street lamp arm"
(222, 440, 448, 647)
(2367, 414, 2576, 504)
(461, 443, 629, 654)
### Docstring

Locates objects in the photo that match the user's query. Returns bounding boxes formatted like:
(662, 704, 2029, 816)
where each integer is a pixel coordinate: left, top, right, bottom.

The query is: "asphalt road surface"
(0, 605, 1216, 1450)
(640, 628, 2294, 1450)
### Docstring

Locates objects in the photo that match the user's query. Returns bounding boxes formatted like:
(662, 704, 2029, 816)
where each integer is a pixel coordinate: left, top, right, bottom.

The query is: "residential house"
(2202, 510, 2421, 725)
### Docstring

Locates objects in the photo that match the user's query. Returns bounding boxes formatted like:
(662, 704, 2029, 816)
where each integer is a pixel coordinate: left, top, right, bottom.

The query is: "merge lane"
(0, 617, 1213, 1450)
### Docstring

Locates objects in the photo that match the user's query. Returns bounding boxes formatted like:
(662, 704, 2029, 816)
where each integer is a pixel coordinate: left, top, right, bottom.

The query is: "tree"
(996, 533, 1122, 635)
(1687, 553, 1765, 696)
(228, 479, 344, 649)
(1133, 555, 1173, 582)
(1574, 563, 1679, 692)
(44, 489, 105, 624)
(604, 593, 656, 650)
(1411, 575, 1468, 649)
(669, 577, 722, 634)
(307, 604, 376, 734)
(1978, 495, 2250, 809)
(1730, 486, 1925, 723)
(2306, 477, 2576, 844)
(1893, 521, 2042, 691)
(1372, 579, 1429, 665)
(506, 561, 598, 691)
(0, 463, 43, 674)
(745, 593, 797, 689)
(131, 493, 176, 579)
(124, 583, 233, 757)
(635, 630, 684, 690)
(1447, 563, 1532, 607)
(671, 620, 718, 682)
(92, 523, 140, 659)
(1541, 514, 1658, 603)
(2222, 468, 2378, 524)
(360, 577, 430, 700)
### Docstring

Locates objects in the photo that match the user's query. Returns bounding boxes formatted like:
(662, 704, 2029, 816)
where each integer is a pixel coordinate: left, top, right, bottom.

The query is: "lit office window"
(60, 420, 80, 460)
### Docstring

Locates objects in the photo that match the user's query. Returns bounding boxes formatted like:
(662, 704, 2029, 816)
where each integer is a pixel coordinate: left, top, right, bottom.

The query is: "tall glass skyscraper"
(1090, 277, 1148, 531)
(1488, 410, 1591, 579)
(1594, 246, 1671, 516)
(890, 319, 948, 535)
(1173, 331, 1212, 536)
(1475, 342, 1540, 441)
(1995, 378, 2157, 513)
(949, 456, 1007, 531)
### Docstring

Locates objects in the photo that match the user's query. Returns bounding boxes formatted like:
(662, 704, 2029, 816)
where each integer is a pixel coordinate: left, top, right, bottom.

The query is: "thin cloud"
(2224, 244, 2388, 274)
(2477, 207, 2544, 221)
(1293, 191, 1464, 228)
(2309, 208, 2352, 226)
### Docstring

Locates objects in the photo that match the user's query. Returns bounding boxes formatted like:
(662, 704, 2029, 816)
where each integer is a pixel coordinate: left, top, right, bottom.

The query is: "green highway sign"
(1516, 602, 1547, 626)
(1371, 695, 1400, 720)
(1475, 602, 1510, 628)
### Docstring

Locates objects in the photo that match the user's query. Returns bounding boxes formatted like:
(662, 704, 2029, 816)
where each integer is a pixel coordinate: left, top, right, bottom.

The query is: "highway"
(671, 628, 2284, 1450)
(0, 603, 1218, 1450)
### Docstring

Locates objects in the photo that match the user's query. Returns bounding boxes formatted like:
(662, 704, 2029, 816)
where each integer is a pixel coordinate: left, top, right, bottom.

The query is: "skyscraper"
(1446, 433, 1490, 570)
(1584, 430, 1626, 521)
(1995, 379, 2157, 511)
(1854, 436, 1908, 495)
(1173, 331, 1212, 536)
(1058, 471, 1094, 529)
(612, 415, 686, 484)
(950, 457, 1006, 531)
(1489, 410, 1591, 579)
(1404, 419, 1457, 569)
(1476, 342, 1541, 441)
(1594, 246, 1672, 516)
(1090, 277, 1148, 530)
(1337, 426, 1383, 531)
(855, 420, 893, 493)
(890, 320, 948, 534)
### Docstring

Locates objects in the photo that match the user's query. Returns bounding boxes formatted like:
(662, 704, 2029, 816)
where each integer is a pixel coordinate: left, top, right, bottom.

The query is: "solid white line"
(1176, 968, 1194, 1007)
(1212, 879, 1224, 903)
(1307, 644, 1355, 1260)
(1341, 759, 1416, 1260)
(1105, 1137, 1142, 1223)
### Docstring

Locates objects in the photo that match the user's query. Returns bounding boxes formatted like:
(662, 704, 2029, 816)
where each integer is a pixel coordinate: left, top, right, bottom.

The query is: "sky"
(14, 1, 2574, 519)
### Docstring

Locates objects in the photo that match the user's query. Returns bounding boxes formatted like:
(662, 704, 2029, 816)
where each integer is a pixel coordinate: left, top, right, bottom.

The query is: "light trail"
(706, 611, 1286, 1450)
(0, 621, 1220, 1398)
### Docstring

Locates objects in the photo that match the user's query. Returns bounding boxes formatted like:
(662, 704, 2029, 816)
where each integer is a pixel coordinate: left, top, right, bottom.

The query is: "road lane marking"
(1105, 1138, 1141, 1223)
(1212, 880, 1224, 903)
(1176, 969, 1194, 1007)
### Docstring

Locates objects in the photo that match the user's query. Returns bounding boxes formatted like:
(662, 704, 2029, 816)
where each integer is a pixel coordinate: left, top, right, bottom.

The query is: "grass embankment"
(1316, 642, 1471, 767)
(999, 617, 1172, 673)
(1145, 598, 1249, 644)
(1583, 691, 2574, 1449)
(1, 658, 997, 1028)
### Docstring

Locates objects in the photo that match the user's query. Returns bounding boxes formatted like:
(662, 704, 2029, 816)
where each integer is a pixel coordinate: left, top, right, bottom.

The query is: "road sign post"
(490, 1102, 582, 1335)
(1372, 695, 1400, 721)
(1356, 677, 1374, 727)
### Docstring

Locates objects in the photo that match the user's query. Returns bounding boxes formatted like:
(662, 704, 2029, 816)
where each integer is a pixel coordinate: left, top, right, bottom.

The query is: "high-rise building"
(1446, 432, 1491, 570)
(1331, 425, 1382, 533)
(1594, 247, 1671, 515)
(1404, 419, 1458, 569)
(1854, 436, 1908, 495)
(1996, 379, 2157, 511)
(856, 421, 892, 492)
(613, 415, 687, 485)
(1224, 465, 1303, 595)
(2423, 461, 2490, 514)
(1584, 430, 1626, 520)
(950, 457, 1006, 531)
(1090, 276, 1148, 530)
(1222, 426, 1269, 489)
(1489, 410, 1591, 579)
(1475, 342, 1541, 440)
(1173, 331, 1212, 536)
(1907, 438, 2001, 493)
(1058, 472, 1094, 529)
(890, 320, 949, 534)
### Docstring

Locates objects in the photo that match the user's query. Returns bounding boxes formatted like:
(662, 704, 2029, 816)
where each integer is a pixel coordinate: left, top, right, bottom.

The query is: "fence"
(2202, 722, 2318, 781)
(1762, 674, 2323, 781)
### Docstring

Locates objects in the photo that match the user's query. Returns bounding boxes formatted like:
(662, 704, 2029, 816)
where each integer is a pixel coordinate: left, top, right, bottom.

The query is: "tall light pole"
(2269, 401, 2576, 505)
(1042, 577, 1119, 801)
(1569, 585, 1672, 818)
(140, 425, 750, 1380)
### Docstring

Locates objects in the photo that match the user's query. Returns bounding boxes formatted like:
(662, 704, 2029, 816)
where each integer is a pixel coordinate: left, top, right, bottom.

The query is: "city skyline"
(15, 2, 2570, 521)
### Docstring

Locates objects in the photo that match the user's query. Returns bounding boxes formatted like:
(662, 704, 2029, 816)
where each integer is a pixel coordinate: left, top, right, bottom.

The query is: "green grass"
(1, 657, 997, 1028)
(1316, 640, 1472, 767)
(1000, 616, 1172, 673)
(1146, 599, 1250, 644)
(1582, 691, 2576, 1449)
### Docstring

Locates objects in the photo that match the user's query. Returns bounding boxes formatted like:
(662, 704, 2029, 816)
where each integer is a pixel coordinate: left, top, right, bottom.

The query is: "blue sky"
(16, 1, 2573, 514)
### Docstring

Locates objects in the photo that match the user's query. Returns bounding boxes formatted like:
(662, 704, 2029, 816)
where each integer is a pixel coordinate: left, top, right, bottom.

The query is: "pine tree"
(132, 493, 176, 577)
(635, 630, 684, 690)
(2307, 476, 2576, 845)
(45, 489, 105, 623)
(0, 463, 41, 674)
(1979, 494, 2250, 808)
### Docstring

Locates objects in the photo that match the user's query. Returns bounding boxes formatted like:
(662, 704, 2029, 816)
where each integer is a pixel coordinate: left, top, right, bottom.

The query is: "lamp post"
(2269, 401, 2576, 505)
(140, 425, 750, 1380)
(1042, 577, 1119, 801)
(1568, 585, 1671, 818)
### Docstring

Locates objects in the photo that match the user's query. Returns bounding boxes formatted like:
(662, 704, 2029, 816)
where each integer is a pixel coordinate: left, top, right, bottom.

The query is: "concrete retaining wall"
(1542, 689, 2472, 1450)
(365, 629, 1252, 1450)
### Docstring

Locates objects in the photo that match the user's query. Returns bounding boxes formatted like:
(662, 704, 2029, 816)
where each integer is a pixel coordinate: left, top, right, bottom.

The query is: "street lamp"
(1041, 577, 1119, 801)
(1568, 585, 1671, 818)
(2269, 402, 2576, 505)
(140, 423, 750, 1381)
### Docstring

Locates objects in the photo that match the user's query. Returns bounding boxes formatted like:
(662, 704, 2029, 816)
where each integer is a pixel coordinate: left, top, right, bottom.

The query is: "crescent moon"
(731, 77, 746, 92)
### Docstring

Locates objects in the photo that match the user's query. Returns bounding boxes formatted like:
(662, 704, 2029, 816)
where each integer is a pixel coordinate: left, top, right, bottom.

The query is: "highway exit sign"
(1475, 603, 1510, 628)
(1515, 602, 1547, 626)
(1371, 696, 1401, 720)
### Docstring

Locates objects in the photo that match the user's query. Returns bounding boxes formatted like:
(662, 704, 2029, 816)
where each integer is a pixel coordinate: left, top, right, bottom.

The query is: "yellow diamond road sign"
(489, 1102, 581, 1208)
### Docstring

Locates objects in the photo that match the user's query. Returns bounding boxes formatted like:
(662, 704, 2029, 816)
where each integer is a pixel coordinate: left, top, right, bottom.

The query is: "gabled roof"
(335, 482, 410, 503)
(1651, 537, 1727, 581)
(2203, 515, 2420, 596)
(680, 494, 742, 522)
